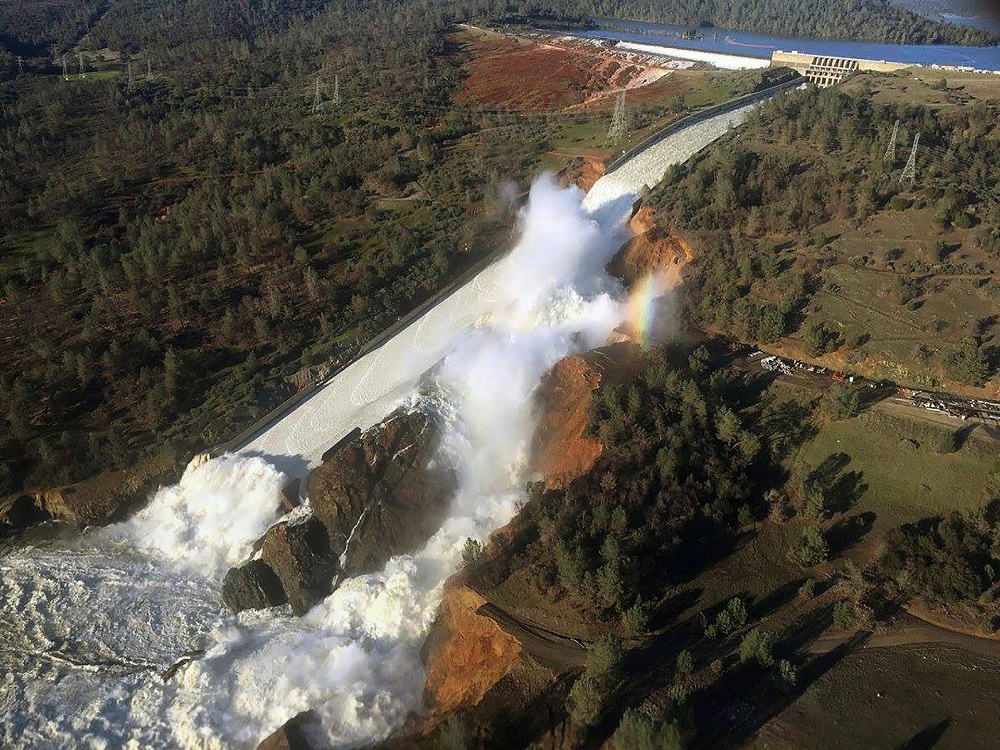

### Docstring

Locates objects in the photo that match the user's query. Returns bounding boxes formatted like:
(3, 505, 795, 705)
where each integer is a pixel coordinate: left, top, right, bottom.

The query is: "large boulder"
(260, 515, 339, 616)
(308, 408, 455, 578)
(256, 711, 318, 750)
(221, 559, 286, 612)
(224, 407, 455, 616)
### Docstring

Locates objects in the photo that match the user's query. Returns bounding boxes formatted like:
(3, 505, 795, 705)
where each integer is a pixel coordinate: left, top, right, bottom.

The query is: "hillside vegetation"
(0, 3, 562, 497)
(650, 74, 1000, 393)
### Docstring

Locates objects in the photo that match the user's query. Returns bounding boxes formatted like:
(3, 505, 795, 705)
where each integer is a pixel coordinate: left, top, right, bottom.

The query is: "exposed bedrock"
(225, 407, 455, 615)
(531, 342, 637, 490)
(221, 559, 287, 613)
(421, 584, 522, 723)
(255, 710, 318, 750)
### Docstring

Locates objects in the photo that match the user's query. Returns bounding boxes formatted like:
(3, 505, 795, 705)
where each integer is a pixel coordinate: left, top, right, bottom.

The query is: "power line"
(900, 133, 920, 185)
(883, 119, 899, 164)
(310, 74, 324, 113)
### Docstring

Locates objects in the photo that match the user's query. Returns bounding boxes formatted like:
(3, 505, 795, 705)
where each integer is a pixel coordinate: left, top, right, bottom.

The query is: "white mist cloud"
(99, 454, 287, 580)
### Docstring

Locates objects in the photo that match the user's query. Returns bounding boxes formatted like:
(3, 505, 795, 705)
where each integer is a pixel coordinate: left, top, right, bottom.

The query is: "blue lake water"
(567, 18, 1000, 72)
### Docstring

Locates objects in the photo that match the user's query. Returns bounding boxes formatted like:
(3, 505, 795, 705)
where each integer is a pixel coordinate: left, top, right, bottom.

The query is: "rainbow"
(626, 273, 665, 347)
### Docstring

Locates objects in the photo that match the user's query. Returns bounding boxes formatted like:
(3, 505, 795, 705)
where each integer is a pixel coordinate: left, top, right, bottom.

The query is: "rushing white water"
(0, 102, 769, 749)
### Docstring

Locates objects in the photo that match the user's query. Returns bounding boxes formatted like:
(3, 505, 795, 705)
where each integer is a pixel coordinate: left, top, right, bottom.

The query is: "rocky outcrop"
(261, 515, 338, 616)
(422, 586, 522, 723)
(222, 559, 287, 612)
(256, 711, 318, 750)
(224, 407, 455, 616)
(2, 450, 182, 530)
(532, 343, 636, 490)
(308, 409, 455, 578)
(558, 155, 605, 193)
(607, 204, 692, 288)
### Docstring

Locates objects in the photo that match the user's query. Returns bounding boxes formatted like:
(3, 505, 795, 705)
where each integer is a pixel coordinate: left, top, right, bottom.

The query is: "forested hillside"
(650, 77, 1000, 391)
(0, 0, 555, 496)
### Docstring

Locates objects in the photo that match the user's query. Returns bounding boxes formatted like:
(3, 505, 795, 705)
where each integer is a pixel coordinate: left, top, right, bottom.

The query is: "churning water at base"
(0, 175, 639, 749)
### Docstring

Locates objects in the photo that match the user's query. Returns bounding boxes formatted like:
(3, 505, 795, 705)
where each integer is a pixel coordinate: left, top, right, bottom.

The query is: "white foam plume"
(98, 454, 287, 580)
(0, 173, 645, 749)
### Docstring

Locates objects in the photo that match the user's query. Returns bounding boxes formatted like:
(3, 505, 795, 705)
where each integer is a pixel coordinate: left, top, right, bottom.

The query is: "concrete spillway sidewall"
(218, 241, 511, 455)
(605, 78, 801, 174)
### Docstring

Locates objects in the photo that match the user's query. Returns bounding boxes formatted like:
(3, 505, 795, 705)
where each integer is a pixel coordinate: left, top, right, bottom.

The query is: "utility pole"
(883, 119, 899, 164)
(900, 133, 920, 185)
(78, 51, 86, 79)
(606, 91, 629, 145)
(62, 54, 69, 80)
(332, 74, 341, 106)
(310, 74, 324, 113)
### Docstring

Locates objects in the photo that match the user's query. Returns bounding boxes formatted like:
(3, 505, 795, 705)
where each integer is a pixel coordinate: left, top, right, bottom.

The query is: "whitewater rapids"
(0, 102, 761, 748)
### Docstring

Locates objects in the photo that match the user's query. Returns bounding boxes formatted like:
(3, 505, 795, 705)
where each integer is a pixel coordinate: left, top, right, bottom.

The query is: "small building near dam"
(771, 50, 910, 87)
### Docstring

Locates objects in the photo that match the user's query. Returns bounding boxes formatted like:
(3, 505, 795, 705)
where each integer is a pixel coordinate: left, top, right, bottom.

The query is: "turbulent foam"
(1, 101, 765, 748)
(99, 454, 288, 580)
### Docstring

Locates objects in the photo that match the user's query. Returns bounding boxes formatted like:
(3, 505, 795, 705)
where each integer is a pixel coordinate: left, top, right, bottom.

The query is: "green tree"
(610, 709, 684, 750)
(819, 383, 860, 421)
(461, 538, 484, 568)
(739, 628, 775, 668)
(791, 526, 829, 567)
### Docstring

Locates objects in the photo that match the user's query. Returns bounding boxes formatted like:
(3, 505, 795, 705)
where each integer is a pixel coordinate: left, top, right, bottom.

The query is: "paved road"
(238, 101, 765, 479)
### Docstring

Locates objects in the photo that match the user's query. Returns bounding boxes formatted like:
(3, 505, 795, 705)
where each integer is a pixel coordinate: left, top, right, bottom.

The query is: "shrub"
(791, 526, 829, 567)
(739, 628, 775, 668)
(568, 675, 603, 727)
(610, 709, 684, 750)
(778, 659, 798, 688)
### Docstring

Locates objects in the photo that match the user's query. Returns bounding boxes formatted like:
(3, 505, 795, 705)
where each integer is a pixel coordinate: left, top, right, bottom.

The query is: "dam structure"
(238, 98, 774, 478)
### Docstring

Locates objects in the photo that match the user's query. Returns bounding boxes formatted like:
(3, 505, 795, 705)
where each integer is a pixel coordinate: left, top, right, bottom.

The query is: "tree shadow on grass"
(691, 630, 871, 749)
(895, 718, 952, 750)
(751, 577, 807, 622)
(826, 511, 876, 557)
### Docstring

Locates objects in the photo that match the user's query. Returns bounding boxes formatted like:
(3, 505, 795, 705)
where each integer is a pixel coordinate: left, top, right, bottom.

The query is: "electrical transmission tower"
(332, 74, 341, 106)
(62, 54, 68, 80)
(16, 56, 23, 76)
(146, 59, 153, 81)
(606, 91, 629, 145)
(78, 52, 86, 78)
(310, 75, 324, 113)
(127, 60, 135, 92)
(900, 133, 920, 185)
(883, 119, 899, 164)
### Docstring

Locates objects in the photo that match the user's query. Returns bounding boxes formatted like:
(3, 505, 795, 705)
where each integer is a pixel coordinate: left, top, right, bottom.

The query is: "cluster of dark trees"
(0, 0, 557, 494)
(475, 347, 762, 627)
(648, 85, 1000, 360)
(881, 505, 1000, 614)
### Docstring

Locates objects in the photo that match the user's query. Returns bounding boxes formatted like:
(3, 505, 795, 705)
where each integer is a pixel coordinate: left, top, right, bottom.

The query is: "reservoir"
(559, 17, 1000, 71)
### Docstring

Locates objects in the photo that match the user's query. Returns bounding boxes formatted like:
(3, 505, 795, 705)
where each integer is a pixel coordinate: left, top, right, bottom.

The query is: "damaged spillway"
(0, 100, 766, 749)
